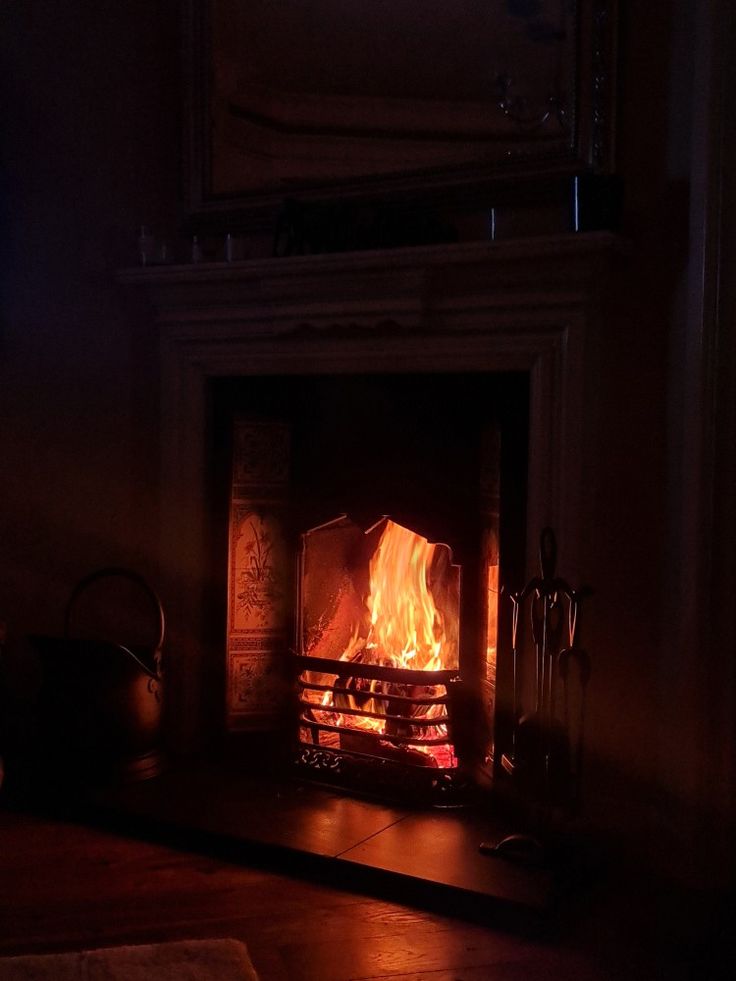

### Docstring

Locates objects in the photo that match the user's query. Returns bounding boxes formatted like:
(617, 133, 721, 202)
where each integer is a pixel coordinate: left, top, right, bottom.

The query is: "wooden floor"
(0, 808, 693, 980)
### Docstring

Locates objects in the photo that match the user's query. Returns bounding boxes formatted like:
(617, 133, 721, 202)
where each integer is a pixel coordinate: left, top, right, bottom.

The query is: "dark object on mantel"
(273, 197, 458, 257)
(29, 568, 166, 790)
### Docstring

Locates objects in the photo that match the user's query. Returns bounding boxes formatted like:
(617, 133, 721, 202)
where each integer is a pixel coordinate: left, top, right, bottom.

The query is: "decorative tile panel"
(226, 419, 291, 730)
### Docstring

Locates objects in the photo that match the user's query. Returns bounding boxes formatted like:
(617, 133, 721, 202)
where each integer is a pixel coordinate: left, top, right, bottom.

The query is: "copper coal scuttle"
(28, 568, 166, 789)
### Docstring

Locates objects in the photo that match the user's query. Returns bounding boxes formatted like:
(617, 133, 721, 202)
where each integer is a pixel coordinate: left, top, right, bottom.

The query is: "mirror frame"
(182, 0, 617, 231)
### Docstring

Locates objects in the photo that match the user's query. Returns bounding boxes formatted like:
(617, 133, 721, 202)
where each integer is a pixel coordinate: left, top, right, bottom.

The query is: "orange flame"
(365, 520, 453, 671)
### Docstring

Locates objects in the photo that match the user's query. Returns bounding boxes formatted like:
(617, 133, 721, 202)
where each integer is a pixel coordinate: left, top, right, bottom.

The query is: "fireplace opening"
(208, 371, 529, 797)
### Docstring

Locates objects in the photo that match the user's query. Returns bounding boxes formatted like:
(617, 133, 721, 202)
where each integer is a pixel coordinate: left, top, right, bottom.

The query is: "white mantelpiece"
(120, 233, 617, 750)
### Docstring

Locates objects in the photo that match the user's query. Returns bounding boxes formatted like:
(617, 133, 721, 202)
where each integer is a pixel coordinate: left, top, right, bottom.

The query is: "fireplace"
(120, 234, 614, 780)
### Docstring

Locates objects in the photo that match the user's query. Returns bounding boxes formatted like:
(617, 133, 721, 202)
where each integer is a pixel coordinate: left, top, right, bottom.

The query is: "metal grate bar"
(298, 698, 449, 727)
(298, 678, 449, 706)
(299, 716, 452, 747)
(297, 654, 458, 686)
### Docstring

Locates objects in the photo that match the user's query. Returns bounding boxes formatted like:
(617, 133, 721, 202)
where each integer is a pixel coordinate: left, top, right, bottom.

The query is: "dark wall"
(581, 0, 735, 883)
(1, 2, 179, 632)
(576, 0, 686, 851)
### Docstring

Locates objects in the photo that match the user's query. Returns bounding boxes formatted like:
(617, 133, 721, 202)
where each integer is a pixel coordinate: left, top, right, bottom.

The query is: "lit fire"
(311, 520, 458, 768)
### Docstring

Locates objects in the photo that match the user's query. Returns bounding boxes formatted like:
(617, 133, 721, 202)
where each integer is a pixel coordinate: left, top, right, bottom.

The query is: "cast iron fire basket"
(294, 515, 469, 803)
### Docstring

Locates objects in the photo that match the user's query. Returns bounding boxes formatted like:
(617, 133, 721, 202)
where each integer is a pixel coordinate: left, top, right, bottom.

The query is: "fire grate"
(296, 658, 464, 801)
(294, 515, 469, 804)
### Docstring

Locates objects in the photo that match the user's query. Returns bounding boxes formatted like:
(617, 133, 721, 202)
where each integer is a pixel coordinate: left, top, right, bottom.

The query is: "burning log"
(334, 648, 384, 710)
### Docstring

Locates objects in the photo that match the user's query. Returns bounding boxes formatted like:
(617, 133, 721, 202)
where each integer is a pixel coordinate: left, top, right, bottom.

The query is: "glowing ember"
(310, 519, 459, 768)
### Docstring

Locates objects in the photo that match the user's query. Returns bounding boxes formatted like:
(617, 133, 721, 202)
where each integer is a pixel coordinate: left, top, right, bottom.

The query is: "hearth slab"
(339, 809, 552, 912)
(92, 764, 406, 858)
(82, 764, 553, 918)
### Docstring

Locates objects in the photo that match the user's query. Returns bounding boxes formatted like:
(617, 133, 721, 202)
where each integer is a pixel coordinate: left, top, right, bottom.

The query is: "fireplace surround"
(120, 233, 615, 773)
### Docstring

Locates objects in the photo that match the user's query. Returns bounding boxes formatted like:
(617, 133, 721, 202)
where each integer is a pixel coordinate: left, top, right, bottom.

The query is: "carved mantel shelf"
(119, 232, 620, 750)
(119, 232, 619, 331)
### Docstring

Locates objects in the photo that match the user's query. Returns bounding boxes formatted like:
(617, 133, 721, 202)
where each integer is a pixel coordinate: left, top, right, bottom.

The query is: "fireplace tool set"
(482, 527, 592, 863)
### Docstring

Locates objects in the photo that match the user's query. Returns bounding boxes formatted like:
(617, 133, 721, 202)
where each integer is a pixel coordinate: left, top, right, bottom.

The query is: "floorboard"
(0, 808, 684, 980)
